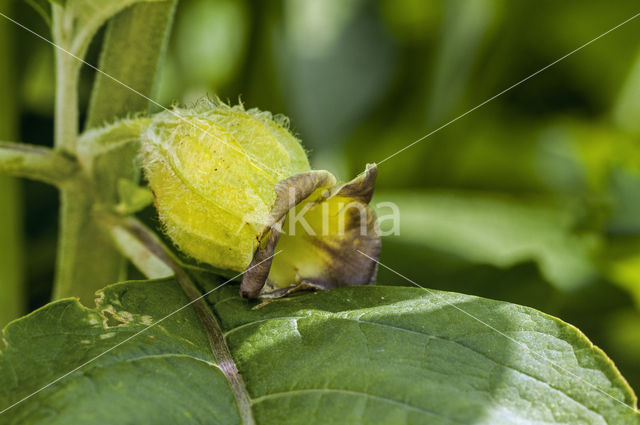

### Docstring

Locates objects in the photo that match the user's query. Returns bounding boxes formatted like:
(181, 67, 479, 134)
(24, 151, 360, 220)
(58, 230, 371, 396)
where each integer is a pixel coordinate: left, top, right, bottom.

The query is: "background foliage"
(1, 0, 639, 396)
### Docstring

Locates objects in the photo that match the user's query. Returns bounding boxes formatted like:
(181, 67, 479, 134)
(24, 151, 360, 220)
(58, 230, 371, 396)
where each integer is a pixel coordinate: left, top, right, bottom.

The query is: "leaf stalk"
(102, 214, 256, 425)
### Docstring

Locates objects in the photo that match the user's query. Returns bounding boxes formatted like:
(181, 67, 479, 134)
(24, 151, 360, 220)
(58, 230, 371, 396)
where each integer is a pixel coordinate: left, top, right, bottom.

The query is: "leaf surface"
(0, 279, 638, 425)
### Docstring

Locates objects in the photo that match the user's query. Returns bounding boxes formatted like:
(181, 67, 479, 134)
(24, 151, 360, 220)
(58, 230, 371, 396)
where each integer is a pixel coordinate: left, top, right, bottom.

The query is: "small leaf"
(1, 279, 637, 424)
(77, 118, 149, 205)
(115, 178, 153, 214)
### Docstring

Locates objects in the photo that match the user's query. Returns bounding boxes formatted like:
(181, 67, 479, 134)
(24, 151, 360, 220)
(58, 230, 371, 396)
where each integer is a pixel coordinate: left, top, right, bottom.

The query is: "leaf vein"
(250, 388, 467, 424)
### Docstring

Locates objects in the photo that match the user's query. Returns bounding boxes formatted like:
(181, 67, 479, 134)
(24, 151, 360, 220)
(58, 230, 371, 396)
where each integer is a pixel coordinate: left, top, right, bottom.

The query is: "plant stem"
(50, 2, 177, 302)
(0, 142, 79, 185)
(0, 0, 23, 327)
(54, 184, 126, 303)
(105, 215, 256, 425)
(53, 55, 79, 154)
(53, 168, 127, 304)
(52, 6, 79, 154)
(106, 217, 173, 279)
(50, 6, 126, 302)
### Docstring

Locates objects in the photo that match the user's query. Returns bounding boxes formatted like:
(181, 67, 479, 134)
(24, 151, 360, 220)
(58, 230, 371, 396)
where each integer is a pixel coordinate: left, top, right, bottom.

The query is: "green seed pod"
(142, 99, 380, 298)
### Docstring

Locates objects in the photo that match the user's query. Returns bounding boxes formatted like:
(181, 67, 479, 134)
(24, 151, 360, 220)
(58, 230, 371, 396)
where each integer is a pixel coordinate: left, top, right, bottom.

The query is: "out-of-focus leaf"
(614, 47, 640, 133)
(535, 120, 640, 231)
(0, 0, 23, 327)
(379, 0, 441, 43)
(608, 247, 640, 309)
(52, 0, 168, 59)
(115, 178, 153, 214)
(608, 169, 640, 234)
(541, 1, 640, 111)
(169, 0, 247, 102)
(605, 310, 640, 391)
(21, 46, 54, 115)
(86, 0, 177, 127)
(426, 0, 501, 125)
(1, 279, 638, 424)
(24, 0, 52, 26)
(278, 0, 396, 152)
(284, 0, 360, 59)
(374, 191, 600, 291)
(569, 123, 639, 193)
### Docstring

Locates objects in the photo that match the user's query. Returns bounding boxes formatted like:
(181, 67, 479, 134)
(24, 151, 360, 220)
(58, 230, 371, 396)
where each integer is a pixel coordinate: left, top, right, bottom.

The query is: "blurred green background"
(1, 0, 639, 392)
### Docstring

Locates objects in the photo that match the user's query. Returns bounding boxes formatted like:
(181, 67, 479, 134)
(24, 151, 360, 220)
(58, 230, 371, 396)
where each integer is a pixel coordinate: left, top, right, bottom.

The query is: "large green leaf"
(0, 279, 638, 424)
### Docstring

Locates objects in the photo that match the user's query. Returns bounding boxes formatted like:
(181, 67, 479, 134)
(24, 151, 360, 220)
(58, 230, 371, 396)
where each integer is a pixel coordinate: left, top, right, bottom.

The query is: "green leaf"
(374, 191, 600, 291)
(1, 279, 638, 424)
(24, 0, 53, 27)
(115, 178, 153, 214)
(77, 118, 149, 205)
(425, 0, 499, 125)
(52, 0, 169, 59)
(607, 243, 640, 309)
(86, 0, 177, 128)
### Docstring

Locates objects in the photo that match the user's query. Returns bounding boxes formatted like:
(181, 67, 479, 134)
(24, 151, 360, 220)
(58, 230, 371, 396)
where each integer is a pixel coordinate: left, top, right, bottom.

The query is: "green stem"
(50, 54, 124, 303)
(50, 5, 121, 303)
(0, 0, 23, 327)
(53, 56, 80, 154)
(50, 2, 177, 302)
(106, 215, 173, 279)
(52, 6, 80, 154)
(104, 215, 255, 425)
(54, 182, 126, 303)
(0, 142, 79, 185)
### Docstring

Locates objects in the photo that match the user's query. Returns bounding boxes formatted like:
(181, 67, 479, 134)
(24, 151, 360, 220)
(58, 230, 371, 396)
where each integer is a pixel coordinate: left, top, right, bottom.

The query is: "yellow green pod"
(141, 100, 380, 298)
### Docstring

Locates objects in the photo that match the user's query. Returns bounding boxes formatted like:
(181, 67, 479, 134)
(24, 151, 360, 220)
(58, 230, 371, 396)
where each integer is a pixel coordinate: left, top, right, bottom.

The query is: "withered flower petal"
(241, 164, 380, 298)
